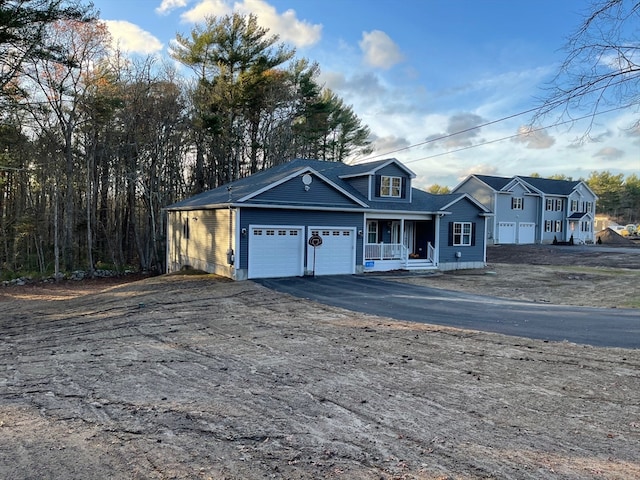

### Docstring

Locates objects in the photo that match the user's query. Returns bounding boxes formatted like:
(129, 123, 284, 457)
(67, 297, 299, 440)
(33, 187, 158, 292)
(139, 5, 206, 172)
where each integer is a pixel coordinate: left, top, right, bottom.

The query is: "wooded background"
(0, 1, 638, 279)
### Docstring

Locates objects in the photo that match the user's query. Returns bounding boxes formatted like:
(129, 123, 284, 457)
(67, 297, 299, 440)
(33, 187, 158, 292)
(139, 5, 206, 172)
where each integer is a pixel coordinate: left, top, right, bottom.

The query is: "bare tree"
(536, 0, 639, 129)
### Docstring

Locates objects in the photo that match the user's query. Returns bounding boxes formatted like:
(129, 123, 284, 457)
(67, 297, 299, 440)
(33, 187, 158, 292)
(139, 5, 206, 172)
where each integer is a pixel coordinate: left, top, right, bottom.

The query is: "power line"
(401, 104, 635, 166)
(353, 78, 635, 165)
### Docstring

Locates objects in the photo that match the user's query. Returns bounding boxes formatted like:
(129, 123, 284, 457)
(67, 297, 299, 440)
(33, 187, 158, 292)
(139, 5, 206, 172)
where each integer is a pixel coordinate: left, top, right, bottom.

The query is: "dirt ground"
(1, 245, 639, 479)
(394, 244, 640, 309)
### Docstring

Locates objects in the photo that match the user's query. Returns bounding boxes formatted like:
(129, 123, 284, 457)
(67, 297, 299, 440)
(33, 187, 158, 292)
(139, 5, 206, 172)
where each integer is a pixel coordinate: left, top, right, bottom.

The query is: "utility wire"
(352, 77, 635, 164)
(401, 103, 634, 166)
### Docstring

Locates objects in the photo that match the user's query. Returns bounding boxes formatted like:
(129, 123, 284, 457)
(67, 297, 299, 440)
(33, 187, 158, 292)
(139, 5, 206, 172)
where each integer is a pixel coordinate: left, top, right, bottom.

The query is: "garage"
(497, 222, 516, 244)
(248, 225, 305, 279)
(518, 222, 536, 244)
(307, 227, 356, 276)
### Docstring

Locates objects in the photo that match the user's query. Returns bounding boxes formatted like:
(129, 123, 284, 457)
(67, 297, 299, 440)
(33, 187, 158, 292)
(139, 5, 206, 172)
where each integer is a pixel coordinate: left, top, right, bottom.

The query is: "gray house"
(166, 158, 492, 280)
(453, 174, 597, 245)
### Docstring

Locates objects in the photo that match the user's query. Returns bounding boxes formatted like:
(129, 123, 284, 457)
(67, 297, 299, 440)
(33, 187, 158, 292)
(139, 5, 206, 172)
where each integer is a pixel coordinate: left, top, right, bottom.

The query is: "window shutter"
(511, 197, 515, 208)
(448, 222, 453, 246)
(471, 222, 476, 246)
(374, 175, 381, 198)
(401, 177, 407, 198)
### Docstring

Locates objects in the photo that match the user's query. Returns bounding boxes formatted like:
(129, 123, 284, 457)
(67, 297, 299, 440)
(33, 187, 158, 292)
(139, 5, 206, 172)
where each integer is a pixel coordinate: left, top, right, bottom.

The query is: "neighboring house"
(452, 174, 598, 245)
(165, 158, 492, 280)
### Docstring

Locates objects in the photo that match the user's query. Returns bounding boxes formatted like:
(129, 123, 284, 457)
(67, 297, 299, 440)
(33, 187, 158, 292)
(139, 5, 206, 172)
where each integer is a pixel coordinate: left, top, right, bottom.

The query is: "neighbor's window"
(545, 220, 552, 232)
(571, 200, 578, 211)
(555, 199, 563, 211)
(555, 220, 563, 232)
(511, 197, 523, 210)
(586, 202, 592, 213)
(453, 222, 472, 246)
(546, 198, 554, 211)
(380, 175, 402, 197)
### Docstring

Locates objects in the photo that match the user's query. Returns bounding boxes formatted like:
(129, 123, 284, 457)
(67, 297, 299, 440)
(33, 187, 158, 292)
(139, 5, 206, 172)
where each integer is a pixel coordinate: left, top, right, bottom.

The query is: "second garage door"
(307, 227, 356, 276)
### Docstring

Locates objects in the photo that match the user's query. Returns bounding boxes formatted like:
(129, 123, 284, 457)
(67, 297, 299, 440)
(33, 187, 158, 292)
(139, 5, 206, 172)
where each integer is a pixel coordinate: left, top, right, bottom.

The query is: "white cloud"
(359, 30, 404, 69)
(593, 146, 624, 160)
(104, 20, 163, 54)
(156, 0, 188, 15)
(512, 125, 556, 149)
(181, 0, 322, 48)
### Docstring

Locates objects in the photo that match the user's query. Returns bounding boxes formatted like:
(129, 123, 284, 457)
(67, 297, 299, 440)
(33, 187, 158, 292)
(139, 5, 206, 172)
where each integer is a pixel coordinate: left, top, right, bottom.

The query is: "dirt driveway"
(1, 246, 639, 479)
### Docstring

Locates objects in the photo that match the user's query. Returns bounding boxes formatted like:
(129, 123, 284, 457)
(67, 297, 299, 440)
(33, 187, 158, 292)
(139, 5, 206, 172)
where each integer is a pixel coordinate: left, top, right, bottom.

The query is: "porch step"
(405, 260, 435, 270)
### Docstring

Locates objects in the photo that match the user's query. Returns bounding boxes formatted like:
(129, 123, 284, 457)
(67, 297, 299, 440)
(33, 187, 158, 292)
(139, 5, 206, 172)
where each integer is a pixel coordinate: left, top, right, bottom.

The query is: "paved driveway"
(255, 275, 640, 348)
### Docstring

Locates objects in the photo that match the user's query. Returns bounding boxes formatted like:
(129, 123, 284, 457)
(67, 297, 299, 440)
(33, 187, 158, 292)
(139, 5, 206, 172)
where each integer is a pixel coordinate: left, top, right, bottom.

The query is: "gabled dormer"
(339, 158, 416, 203)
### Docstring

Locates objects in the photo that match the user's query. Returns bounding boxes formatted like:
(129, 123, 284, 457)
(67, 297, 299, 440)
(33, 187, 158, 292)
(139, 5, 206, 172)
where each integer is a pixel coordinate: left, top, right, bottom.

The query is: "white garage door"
(307, 227, 356, 276)
(518, 223, 536, 244)
(248, 226, 304, 279)
(498, 222, 516, 244)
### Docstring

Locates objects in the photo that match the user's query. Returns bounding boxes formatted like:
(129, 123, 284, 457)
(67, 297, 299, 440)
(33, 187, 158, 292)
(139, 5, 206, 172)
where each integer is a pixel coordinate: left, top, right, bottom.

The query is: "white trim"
(439, 192, 492, 213)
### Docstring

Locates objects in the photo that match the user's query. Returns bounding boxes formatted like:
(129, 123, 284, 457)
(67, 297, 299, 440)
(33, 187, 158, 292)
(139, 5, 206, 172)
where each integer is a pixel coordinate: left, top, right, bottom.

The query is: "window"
(453, 222, 472, 246)
(571, 200, 578, 211)
(545, 220, 563, 233)
(511, 197, 523, 210)
(367, 222, 378, 243)
(253, 229, 262, 236)
(546, 198, 554, 211)
(586, 202, 592, 213)
(547, 198, 563, 211)
(380, 175, 402, 197)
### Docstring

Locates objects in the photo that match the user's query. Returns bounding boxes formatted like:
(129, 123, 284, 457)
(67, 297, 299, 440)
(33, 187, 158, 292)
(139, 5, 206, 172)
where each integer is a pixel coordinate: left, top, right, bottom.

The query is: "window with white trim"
(453, 222, 472, 246)
(511, 197, 523, 210)
(367, 222, 378, 243)
(380, 175, 402, 197)
(571, 200, 578, 211)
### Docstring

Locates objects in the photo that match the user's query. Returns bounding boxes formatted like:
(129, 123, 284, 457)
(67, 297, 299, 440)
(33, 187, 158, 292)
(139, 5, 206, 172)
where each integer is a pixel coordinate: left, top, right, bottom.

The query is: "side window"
(183, 217, 190, 239)
(452, 222, 472, 246)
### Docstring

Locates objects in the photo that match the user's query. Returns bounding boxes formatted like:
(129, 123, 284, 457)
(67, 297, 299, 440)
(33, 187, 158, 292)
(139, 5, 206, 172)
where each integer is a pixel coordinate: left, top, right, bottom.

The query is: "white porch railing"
(427, 242, 435, 263)
(365, 243, 407, 260)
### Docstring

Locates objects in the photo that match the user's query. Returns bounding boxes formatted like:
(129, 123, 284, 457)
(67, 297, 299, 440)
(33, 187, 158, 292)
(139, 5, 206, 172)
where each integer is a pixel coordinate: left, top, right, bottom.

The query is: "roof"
(516, 176, 581, 196)
(165, 158, 482, 215)
(470, 174, 589, 197)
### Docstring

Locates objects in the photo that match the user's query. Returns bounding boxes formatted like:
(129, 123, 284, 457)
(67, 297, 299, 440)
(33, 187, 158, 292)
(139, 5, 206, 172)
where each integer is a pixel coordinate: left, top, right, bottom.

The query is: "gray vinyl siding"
(251, 174, 360, 207)
(346, 176, 370, 198)
(238, 208, 364, 269)
(438, 198, 486, 265)
(452, 177, 495, 210)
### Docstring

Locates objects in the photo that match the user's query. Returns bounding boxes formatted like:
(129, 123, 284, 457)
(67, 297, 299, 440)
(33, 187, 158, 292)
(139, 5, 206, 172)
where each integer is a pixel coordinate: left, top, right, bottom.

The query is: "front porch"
(364, 242, 435, 271)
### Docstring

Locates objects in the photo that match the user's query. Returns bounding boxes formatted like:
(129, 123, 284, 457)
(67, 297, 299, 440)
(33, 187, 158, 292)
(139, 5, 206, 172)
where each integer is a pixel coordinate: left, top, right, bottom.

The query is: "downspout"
(434, 214, 441, 267)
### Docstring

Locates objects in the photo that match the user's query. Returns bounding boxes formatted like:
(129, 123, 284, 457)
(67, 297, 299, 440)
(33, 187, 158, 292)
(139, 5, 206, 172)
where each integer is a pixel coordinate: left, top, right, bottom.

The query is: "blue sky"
(92, 0, 639, 189)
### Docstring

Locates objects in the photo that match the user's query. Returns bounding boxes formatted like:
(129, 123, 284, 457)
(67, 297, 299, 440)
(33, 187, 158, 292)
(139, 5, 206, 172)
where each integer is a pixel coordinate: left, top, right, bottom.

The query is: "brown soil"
(1, 246, 639, 479)
(394, 244, 640, 309)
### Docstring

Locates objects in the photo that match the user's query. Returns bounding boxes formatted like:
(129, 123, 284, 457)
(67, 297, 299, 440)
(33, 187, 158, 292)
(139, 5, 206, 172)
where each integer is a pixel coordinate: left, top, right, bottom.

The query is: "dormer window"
(381, 176, 402, 197)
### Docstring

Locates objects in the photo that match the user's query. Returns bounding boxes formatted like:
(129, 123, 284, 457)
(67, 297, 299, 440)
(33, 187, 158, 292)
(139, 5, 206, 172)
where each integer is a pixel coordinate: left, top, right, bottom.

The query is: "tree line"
(0, 1, 371, 278)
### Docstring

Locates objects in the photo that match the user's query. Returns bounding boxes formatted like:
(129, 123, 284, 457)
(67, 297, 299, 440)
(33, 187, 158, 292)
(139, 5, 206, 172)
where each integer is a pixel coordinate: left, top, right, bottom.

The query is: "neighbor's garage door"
(518, 222, 535, 244)
(497, 222, 516, 244)
(307, 227, 356, 276)
(248, 226, 304, 279)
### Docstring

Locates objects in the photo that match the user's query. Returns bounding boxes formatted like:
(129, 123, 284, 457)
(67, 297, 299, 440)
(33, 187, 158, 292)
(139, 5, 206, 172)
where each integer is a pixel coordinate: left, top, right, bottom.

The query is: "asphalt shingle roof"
(166, 158, 463, 213)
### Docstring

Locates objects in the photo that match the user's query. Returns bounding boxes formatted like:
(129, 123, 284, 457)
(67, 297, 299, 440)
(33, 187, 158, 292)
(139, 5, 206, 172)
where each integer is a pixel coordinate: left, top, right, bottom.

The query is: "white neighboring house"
(453, 174, 598, 244)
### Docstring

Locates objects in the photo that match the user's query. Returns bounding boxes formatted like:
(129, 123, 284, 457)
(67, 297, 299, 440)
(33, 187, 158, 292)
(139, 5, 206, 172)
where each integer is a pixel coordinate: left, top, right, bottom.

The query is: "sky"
(91, 0, 639, 189)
